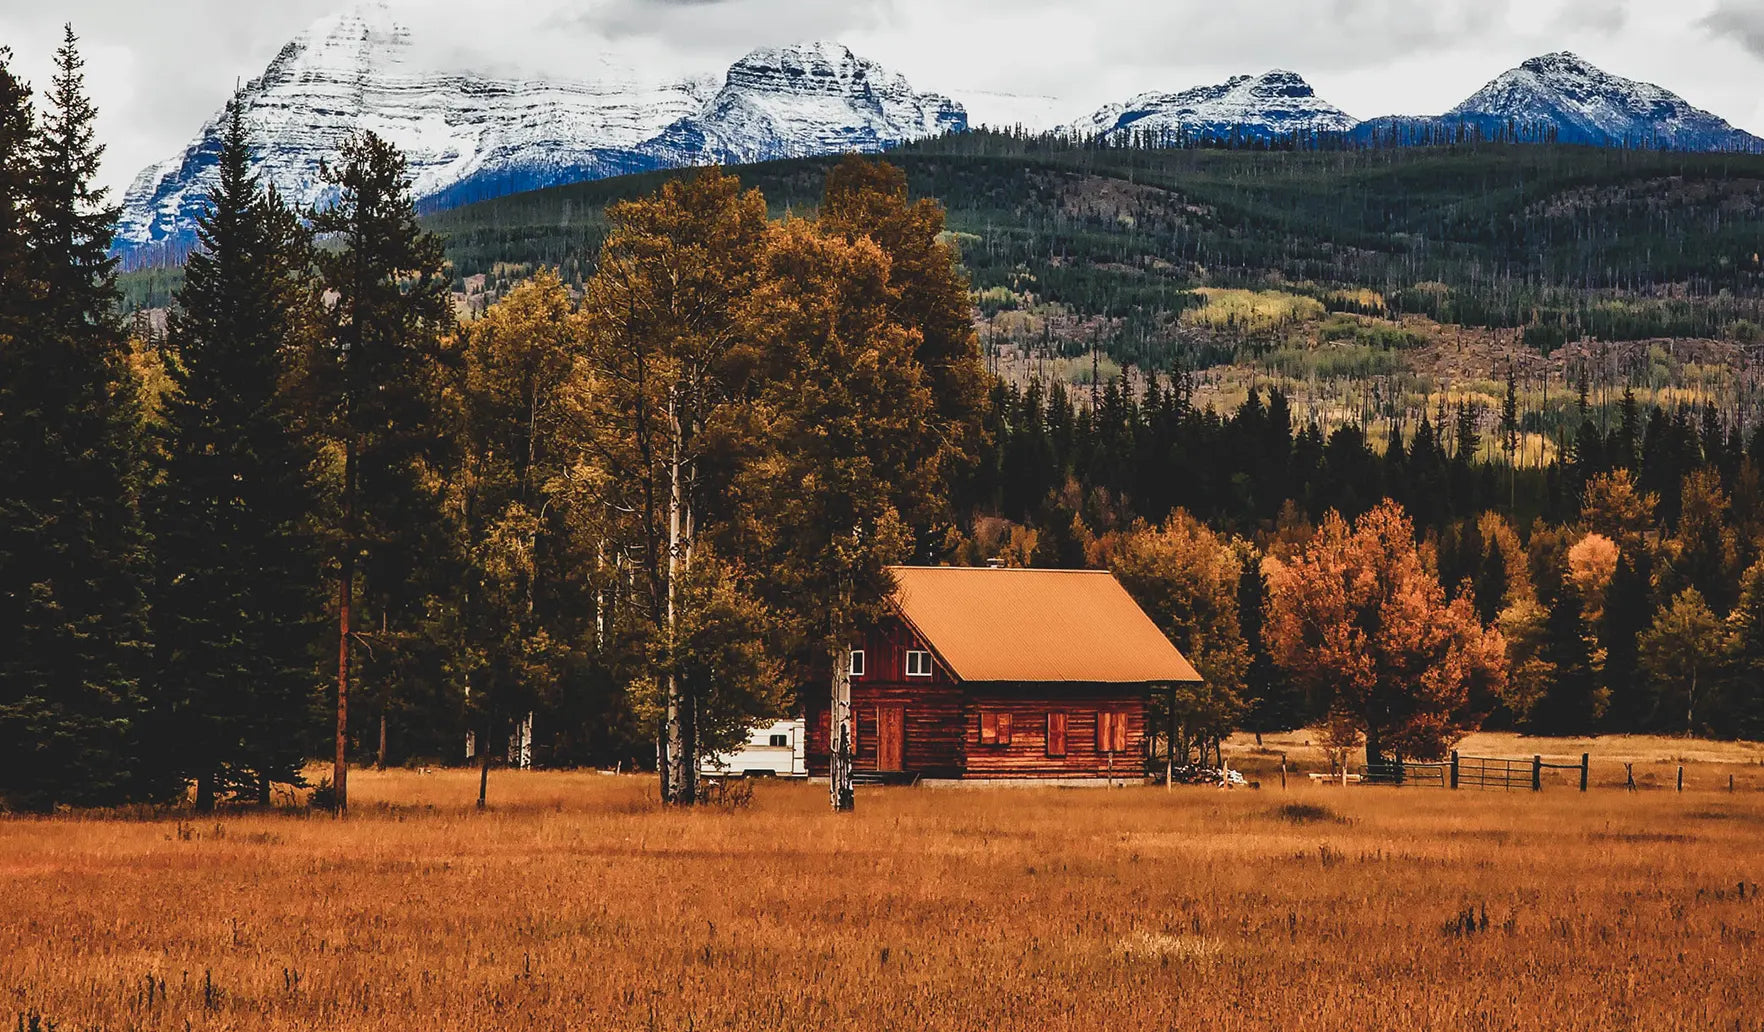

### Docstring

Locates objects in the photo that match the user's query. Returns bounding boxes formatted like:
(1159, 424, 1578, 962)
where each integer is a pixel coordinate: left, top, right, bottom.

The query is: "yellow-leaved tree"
(572, 170, 777, 806)
(1093, 513, 1250, 765)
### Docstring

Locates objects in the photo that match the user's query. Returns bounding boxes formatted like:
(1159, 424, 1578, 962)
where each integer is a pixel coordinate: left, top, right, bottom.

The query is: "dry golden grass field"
(3, 743, 1762, 1031)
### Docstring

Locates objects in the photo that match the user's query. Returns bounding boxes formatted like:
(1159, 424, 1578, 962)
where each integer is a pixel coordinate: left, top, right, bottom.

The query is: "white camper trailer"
(699, 718, 807, 779)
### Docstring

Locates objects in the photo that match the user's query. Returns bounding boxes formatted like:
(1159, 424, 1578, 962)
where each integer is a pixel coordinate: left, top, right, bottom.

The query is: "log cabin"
(804, 566, 1202, 782)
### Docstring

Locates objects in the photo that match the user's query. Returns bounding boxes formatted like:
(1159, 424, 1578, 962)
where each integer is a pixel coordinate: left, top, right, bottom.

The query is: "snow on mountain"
(1067, 70, 1359, 141)
(115, 6, 963, 263)
(641, 42, 965, 167)
(118, 12, 1764, 268)
(1443, 52, 1760, 150)
(1353, 53, 1762, 150)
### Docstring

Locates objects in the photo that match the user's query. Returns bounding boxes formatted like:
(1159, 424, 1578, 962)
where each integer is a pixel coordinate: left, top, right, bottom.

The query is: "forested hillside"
(420, 133, 1764, 349)
(378, 134, 1764, 483)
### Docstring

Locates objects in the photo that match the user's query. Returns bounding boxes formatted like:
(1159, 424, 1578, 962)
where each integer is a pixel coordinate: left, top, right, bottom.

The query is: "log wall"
(960, 686, 1146, 779)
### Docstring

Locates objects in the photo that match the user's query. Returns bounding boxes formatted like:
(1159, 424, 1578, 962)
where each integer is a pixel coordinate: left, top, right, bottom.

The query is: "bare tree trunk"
(1165, 687, 1176, 789)
(334, 435, 355, 816)
(830, 644, 854, 812)
(661, 398, 696, 806)
(477, 713, 493, 811)
(194, 771, 215, 813)
(593, 534, 607, 652)
(1687, 667, 1697, 738)
(377, 713, 388, 770)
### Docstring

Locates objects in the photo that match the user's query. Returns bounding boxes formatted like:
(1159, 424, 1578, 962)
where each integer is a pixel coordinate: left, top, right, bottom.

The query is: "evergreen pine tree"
(151, 101, 325, 810)
(1611, 388, 1640, 469)
(1239, 551, 1303, 731)
(1724, 559, 1764, 741)
(1533, 583, 1599, 733)
(0, 48, 31, 347)
(311, 132, 454, 812)
(0, 28, 158, 809)
(1601, 550, 1653, 732)
(1473, 531, 1510, 626)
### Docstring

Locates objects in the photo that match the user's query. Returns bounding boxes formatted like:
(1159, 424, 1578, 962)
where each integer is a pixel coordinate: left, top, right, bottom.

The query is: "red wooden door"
(876, 705, 906, 772)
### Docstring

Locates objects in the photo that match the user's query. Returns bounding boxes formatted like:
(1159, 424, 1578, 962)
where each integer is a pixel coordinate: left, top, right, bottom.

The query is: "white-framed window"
(768, 733, 789, 748)
(848, 649, 866, 677)
(905, 650, 933, 677)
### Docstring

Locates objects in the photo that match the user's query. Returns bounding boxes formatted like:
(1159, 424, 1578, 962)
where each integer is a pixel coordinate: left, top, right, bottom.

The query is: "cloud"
(1701, 2, 1764, 60)
(1551, 0, 1629, 36)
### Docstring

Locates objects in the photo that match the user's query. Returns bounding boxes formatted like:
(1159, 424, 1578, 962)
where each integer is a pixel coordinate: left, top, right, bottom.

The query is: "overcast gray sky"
(2, 0, 1761, 196)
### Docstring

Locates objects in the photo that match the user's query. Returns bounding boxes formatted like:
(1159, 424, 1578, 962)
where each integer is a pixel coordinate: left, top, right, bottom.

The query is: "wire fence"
(1359, 752, 1590, 791)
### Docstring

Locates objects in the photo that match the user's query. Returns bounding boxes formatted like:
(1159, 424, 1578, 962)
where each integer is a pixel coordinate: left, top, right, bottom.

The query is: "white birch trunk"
(662, 391, 695, 805)
(507, 712, 533, 770)
(830, 644, 854, 812)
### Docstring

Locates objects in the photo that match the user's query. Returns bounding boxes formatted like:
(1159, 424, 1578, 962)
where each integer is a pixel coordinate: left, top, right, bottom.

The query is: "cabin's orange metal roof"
(886, 566, 1203, 684)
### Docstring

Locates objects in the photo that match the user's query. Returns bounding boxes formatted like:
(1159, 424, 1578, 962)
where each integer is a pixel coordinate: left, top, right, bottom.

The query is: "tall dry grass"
(2, 762, 1760, 1030)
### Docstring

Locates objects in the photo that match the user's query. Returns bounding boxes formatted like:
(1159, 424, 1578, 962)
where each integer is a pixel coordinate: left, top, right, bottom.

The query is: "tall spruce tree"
(311, 132, 453, 812)
(1532, 584, 1599, 734)
(152, 101, 324, 811)
(1601, 550, 1653, 731)
(0, 49, 31, 348)
(0, 28, 158, 809)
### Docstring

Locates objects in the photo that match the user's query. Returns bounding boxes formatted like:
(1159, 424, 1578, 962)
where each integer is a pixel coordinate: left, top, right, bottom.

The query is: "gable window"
(905, 650, 933, 677)
(1095, 710, 1129, 754)
(848, 650, 865, 677)
(979, 710, 1014, 746)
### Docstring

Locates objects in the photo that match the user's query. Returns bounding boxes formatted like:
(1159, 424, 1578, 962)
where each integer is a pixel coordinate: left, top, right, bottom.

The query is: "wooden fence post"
(1730, 773, 1736, 793)
(1579, 753, 1589, 792)
(1280, 753, 1287, 790)
(1677, 766, 1684, 792)
(1531, 755, 1542, 792)
(1450, 751, 1459, 790)
(1625, 763, 1636, 791)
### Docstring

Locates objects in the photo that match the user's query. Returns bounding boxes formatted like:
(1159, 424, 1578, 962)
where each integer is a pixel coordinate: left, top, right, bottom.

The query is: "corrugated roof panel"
(887, 566, 1203, 684)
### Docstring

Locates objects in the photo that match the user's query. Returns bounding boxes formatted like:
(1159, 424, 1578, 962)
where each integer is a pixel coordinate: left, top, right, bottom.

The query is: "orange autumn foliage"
(1263, 500, 1507, 762)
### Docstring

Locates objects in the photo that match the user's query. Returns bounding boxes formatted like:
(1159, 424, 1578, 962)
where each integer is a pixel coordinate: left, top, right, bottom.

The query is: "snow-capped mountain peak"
(116, 11, 1764, 269)
(114, 13, 962, 264)
(1068, 69, 1358, 140)
(1445, 51, 1756, 149)
(640, 41, 964, 167)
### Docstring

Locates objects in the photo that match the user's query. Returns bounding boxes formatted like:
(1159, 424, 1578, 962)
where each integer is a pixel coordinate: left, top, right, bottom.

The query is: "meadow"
(3, 746, 1761, 1031)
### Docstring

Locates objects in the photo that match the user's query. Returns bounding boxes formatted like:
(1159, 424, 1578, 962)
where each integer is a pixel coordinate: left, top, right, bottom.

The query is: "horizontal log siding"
(806, 682, 965, 778)
(808, 617, 961, 777)
(961, 686, 1147, 778)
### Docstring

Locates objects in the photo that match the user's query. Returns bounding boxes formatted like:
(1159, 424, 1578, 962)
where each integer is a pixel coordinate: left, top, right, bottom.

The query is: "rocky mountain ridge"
(116, 5, 1762, 267)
